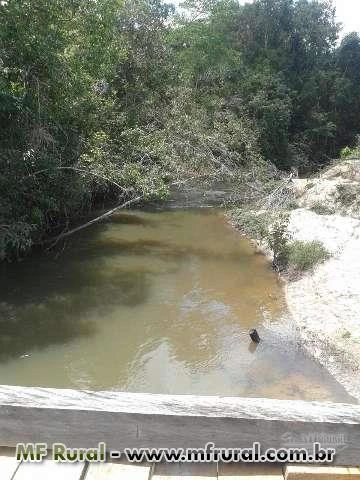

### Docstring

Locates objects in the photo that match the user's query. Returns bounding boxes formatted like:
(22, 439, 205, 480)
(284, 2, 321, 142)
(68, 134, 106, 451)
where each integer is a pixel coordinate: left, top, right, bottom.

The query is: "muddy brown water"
(0, 209, 355, 402)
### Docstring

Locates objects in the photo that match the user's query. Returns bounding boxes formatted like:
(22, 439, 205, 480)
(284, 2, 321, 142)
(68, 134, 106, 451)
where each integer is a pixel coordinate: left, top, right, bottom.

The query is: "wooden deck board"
(284, 465, 360, 479)
(12, 459, 86, 480)
(218, 463, 284, 479)
(152, 461, 217, 479)
(85, 462, 151, 479)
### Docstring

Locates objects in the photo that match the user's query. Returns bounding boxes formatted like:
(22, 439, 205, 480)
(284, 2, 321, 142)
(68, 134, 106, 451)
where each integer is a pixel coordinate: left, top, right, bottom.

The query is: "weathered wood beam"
(0, 386, 358, 466)
(284, 466, 360, 479)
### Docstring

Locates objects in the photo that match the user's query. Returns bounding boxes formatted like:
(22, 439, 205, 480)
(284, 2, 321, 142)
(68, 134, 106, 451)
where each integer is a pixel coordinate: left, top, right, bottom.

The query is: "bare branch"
(46, 196, 143, 249)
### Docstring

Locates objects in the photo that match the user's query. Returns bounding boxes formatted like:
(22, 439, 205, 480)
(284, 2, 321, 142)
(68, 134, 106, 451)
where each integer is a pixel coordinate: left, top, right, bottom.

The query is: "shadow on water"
(89, 237, 269, 264)
(2, 258, 151, 308)
(105, 212, 156, 226)
(0, 248, 151, 362)
(0, 211, 201, 363)
(0, 301, 95, 363)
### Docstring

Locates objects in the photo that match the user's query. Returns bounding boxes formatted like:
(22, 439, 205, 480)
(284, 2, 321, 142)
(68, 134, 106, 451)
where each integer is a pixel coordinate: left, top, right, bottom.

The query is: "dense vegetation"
(1, 0, 360, 260)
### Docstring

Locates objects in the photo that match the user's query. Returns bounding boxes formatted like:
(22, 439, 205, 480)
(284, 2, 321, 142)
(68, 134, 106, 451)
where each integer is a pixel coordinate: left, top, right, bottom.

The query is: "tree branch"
(46, 195, 143, 249)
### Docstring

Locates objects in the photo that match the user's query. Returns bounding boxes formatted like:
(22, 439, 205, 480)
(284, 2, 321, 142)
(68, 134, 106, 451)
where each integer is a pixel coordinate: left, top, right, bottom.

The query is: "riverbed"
(0, 209, 354, 402)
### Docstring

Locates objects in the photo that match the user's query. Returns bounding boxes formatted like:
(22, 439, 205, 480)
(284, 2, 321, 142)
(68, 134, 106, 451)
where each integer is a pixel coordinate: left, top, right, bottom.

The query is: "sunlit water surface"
(0, 209, 354, 402)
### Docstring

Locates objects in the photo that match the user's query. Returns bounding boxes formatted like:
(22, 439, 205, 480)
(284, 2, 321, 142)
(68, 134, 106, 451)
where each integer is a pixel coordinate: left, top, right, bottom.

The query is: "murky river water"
(0, 209, 354, 402)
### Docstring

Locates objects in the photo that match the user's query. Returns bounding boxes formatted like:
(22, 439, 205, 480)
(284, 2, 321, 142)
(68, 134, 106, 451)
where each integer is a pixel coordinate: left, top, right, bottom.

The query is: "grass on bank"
(310, 201, 336, 215)
(286, 240, 330, 271)
(229, 208, 330, 274)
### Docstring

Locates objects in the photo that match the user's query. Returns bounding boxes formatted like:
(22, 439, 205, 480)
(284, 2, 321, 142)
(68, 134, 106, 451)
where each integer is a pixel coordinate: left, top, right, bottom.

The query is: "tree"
(1, 0, 360, 260)
(0, 0, 126, 259)
(335, 33, 360, 148)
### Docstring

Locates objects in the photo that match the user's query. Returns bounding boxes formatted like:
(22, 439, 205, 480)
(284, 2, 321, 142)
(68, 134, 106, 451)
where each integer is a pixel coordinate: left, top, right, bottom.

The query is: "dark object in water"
(249, 329, 261, 343)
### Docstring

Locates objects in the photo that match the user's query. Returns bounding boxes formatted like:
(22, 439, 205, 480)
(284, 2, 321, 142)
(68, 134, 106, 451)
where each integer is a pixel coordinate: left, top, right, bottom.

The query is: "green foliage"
(231, 210, 330, 272)
(286, 200, 300, 210)
(1, 0, 360, 261)
(267, 213, 290, 270)
(286, 240, 330, 271)
(0, 223, 35, 262)
(229, 208, 290, 271)
(335, 33, 360, 148)
(171, 0, 360, 170)
(229, 209, 270, 241)
(0, 0, 173, 260)
(336, 184, 360, 207)
(340, 147, 353, 159)
(310, 202, 335, 215)
(340, 145, 360, 159)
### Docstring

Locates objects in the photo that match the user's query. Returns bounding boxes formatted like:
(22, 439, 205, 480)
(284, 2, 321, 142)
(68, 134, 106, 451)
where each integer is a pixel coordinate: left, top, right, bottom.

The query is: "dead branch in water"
(45, 168, 239, 249)
(46, 195, 143, 250)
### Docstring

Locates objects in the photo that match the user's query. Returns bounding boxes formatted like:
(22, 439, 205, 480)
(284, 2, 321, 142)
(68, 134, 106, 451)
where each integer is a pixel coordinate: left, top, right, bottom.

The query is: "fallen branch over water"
(47, 195, 143, 249)
(45, 170, 236, 249)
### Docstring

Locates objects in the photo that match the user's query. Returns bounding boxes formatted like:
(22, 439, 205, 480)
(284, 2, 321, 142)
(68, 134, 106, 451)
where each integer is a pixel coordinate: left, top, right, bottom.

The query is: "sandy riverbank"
(228, 159, 360, 401)
(285, 209, 360, 401)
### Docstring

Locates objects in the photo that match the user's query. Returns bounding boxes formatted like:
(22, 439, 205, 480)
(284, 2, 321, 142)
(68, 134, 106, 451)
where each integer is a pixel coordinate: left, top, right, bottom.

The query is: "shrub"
(310, 202, 335, 215)
(340, 146, 353, 158)
(336, 184, 360, 206)
(230, 208, 290, 271)
(305, 182, 315, 190)
(286, 199, 300, 210)
(286, 240, 329, 271)
(0, 223, 35, 261)
(267, 213, 290, 271)
(229, 209, 270, 241)
(340, 145, 360, 159)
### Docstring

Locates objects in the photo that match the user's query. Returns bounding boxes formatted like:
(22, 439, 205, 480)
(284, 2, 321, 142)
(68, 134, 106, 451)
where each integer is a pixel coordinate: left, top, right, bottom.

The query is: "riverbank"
(285, 209, 360, 400)
(229, 159, 360, 401)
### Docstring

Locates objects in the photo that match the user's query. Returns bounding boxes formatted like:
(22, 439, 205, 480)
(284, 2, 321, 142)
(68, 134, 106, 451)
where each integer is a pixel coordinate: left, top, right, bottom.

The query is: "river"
(0, 208, 354, 402)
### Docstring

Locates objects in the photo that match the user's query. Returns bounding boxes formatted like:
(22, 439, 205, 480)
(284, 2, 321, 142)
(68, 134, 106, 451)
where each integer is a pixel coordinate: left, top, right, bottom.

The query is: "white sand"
(286, 209, 360, 400)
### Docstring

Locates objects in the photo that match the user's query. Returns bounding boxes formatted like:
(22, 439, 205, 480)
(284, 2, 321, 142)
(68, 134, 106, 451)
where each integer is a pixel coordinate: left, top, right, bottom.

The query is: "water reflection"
(0, 209, 355, 402)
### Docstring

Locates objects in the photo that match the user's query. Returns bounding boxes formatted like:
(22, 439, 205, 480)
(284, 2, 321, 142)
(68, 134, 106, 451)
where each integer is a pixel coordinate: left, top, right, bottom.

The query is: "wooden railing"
(0, 386, 359, 466)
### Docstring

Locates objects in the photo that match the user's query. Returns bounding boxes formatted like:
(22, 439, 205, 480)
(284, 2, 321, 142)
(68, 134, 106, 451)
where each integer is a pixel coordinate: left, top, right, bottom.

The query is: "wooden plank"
(13, 459, 85, 480)
(152, 461, 217, 479)
(85, 462, 151, 479)
(218, 463, 284, 479)
(0, 386, 359, 466)
(285, 465, 360, 479)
